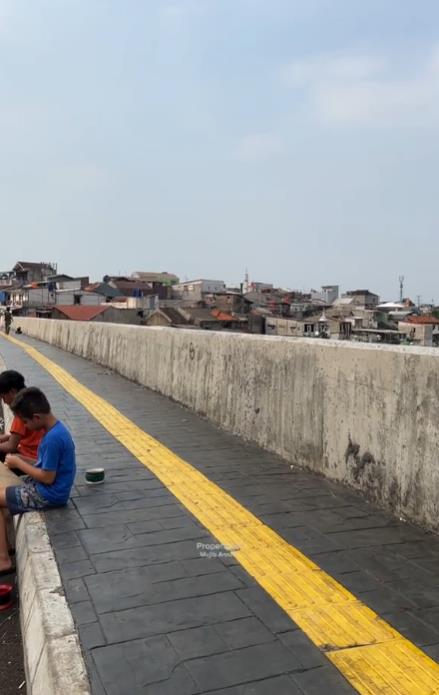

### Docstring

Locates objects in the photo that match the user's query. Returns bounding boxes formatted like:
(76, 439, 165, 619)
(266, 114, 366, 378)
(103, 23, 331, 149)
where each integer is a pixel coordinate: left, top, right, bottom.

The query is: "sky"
(1, 0, 439, 302)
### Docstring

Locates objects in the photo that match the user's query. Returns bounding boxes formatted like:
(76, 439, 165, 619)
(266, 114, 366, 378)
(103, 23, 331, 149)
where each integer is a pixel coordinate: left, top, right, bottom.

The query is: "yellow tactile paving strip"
(4, 333, 439, 694)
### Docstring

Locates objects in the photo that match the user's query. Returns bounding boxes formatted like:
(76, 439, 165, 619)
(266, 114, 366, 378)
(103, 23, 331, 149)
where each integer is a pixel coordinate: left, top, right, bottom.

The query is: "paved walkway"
(2, 334, 439, 694)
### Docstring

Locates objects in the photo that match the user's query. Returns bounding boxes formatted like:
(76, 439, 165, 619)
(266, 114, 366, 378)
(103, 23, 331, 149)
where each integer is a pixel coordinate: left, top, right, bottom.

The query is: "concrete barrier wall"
(16, 317, 439, 531)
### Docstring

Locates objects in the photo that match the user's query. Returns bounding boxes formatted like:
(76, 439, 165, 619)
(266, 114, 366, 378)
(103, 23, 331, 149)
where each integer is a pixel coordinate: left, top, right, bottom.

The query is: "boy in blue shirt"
(0, 387, 76, 575)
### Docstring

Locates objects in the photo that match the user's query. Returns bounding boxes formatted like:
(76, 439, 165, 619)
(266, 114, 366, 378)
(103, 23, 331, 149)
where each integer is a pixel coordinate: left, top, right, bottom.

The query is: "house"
(13, 261, 57, 285)
(333, 296, 357, 310)
(105, 276, 171, 300)
(419, 303, 435, 315)
(342, 290, 380, 309)
(248, 281, 274, 292)
(245, 289, 291, 317)
(244, 290, 271, 307)
(12, 287, 105, 312)
(109, 295, 158, 312)
(0, 271, 15, 288)
(144, 305, 248, 331)
(47, 274, 90, 290)
(311, 285, 339, 304)
(398, 315, 439, 347)
(107, 277, 155, 296)
(54, 290, 105, 306)
(173, 279, 226, 302)
(210, 308, 248, 330)
(211, 292, 252, 315)
(49, 305, 144, 325)
(144, 308, 190, 327)
(85, 282, 121, 300)
(265, 312, 351, 340)
(350, 327, 401, 344)
(50, 306, 111, 321)
(179, 306, 247, 330)
(131, 272, 179, 286)
(375, 302, 414, 325)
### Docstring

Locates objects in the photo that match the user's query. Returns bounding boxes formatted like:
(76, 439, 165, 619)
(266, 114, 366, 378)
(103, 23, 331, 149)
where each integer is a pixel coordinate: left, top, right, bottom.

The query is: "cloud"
(235, 133, 283, 162)
(281, 47, 439, 127)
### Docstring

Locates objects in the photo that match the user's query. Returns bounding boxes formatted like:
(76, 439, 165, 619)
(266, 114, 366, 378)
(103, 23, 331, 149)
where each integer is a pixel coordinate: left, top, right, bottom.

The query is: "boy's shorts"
(6, 477, 50, 515)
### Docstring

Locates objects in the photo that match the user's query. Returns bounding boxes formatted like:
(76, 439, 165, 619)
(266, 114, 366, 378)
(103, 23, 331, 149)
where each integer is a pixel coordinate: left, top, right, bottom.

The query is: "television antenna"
(398, 275, 405, 303)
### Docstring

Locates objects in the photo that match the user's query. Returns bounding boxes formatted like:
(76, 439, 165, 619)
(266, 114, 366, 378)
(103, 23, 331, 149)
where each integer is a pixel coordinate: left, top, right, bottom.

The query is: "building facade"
(173, 279, 226, 302)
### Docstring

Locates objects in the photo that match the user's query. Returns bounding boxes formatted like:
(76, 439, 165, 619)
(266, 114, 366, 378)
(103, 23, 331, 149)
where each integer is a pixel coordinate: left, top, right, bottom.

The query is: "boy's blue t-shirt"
(35, 421, 76, 505)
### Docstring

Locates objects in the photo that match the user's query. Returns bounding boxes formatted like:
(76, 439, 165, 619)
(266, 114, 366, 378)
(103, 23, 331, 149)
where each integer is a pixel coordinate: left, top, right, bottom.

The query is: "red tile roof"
(211, 308, 235, 321)
(53, 305, 110, 321)
(404, 315, 439, 325)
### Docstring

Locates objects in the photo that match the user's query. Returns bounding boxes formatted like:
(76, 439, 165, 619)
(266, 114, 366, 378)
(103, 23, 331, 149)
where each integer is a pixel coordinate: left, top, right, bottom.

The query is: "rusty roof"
(53, 305, 110, 321)
(404, 315, 439, 325)
(211, 308, 235, 321)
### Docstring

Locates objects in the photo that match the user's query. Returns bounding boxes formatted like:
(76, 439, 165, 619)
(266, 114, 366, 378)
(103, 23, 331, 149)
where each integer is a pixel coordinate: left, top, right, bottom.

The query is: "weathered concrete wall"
(15, 318, 439, 531)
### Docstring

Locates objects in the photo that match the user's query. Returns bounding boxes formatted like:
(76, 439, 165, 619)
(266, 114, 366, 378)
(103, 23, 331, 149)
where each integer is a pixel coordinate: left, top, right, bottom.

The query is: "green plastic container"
(85, 468, 105, 484)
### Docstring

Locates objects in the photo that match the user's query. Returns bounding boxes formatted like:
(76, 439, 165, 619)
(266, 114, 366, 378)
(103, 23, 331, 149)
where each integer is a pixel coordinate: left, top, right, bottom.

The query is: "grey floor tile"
(185, 642, 298, 691)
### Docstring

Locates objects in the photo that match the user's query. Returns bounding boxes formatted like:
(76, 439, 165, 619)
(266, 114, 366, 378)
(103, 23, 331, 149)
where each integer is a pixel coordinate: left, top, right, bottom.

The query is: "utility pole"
(417, 295, 421, 309)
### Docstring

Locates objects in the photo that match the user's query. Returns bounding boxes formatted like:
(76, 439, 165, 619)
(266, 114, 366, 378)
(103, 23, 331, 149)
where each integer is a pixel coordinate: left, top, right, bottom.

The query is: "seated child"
(0, 387, 76, 574)
(0, 370, 44, 465)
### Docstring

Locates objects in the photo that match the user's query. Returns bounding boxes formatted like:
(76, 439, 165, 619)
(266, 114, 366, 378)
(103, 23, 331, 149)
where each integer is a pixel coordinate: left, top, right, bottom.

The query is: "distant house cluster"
(1, 262, 437, 346)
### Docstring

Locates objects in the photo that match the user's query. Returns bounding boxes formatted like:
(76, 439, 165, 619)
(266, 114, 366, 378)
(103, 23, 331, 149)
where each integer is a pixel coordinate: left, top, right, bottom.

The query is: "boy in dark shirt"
(0, 387, 76, 574)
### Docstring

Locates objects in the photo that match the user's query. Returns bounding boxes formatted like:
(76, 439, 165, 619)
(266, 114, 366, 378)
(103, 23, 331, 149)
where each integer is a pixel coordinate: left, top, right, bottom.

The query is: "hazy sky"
(1, 1, 439, 301)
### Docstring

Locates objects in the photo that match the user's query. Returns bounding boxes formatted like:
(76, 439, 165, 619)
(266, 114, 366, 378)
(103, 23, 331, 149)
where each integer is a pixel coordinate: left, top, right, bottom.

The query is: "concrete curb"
(0, 357, 90, 695)
(14, 513, 90, 694)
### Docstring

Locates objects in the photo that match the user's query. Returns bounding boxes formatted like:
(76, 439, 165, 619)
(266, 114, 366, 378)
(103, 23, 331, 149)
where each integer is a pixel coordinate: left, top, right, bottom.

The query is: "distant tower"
(398, 275, 405, 303)
(244, 268, 250, 294)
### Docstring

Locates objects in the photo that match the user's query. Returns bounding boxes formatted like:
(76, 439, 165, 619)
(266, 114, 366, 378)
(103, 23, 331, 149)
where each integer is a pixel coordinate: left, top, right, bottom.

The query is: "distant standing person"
(4, 308, 12, 335)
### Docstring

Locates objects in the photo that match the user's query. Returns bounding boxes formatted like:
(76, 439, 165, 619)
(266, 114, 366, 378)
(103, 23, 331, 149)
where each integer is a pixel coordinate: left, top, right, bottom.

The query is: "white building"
(173, 279, 226, 302)
(376, 302, 413, 321)
(54, 290, 105, 306)
(398, 317, 439, 347)
(311, 285, 339, 305)
(11, 288, 105, 309)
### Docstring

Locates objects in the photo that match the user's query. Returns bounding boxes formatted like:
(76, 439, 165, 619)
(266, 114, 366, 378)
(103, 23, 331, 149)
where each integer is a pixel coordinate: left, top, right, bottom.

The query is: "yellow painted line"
(3, 333, 439, 694)
(329, 640, 439, 695)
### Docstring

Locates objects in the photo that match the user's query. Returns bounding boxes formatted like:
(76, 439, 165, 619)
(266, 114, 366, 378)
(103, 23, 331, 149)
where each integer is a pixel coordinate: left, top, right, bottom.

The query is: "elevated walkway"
(2, 334, 439, 695)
